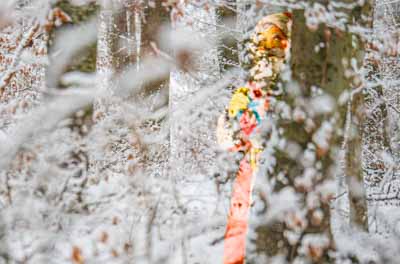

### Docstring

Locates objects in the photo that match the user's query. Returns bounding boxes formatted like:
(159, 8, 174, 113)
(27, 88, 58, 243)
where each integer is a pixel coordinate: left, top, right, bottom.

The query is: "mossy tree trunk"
(253, 1, 372, 262)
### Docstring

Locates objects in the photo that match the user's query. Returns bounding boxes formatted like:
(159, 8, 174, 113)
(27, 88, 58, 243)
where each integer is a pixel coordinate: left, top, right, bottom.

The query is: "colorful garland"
(219, 12, 292, 264)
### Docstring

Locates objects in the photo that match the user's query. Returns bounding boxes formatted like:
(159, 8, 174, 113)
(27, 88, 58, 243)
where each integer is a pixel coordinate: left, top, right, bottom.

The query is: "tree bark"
(252, 2, 372, 261)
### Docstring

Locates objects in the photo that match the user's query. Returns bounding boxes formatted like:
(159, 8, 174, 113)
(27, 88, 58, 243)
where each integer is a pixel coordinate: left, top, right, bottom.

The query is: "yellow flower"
(228, 87, 250, 117)
(250, 148, 262, 170)
(234, 87, 249, 95)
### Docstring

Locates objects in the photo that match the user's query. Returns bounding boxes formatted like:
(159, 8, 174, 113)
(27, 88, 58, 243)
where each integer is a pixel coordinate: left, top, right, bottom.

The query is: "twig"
(0, 21, 40, 91)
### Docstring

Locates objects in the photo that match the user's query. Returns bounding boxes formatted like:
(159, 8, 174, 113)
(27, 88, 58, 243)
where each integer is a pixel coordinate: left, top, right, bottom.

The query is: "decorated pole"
(218, 12, 292, 264)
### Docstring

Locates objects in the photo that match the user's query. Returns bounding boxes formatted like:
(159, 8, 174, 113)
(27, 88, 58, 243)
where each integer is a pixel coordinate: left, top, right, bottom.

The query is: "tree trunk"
(168, 3, 225, 263)
(252, 2, 371, 261)
(92, 1, 170, 262)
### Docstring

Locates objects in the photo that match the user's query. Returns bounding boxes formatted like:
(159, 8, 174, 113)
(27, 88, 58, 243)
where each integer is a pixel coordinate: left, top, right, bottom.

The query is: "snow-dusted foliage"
(168, 3, 232, 262)
(361, 0, 400, 236)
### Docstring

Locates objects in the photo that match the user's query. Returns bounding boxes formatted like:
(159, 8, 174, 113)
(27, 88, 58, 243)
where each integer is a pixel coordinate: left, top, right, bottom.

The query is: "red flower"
(252, 89, 262, 98)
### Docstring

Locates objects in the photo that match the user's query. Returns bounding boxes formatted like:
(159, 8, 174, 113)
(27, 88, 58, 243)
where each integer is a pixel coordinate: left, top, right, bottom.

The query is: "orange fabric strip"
(223, 158, 254, 264)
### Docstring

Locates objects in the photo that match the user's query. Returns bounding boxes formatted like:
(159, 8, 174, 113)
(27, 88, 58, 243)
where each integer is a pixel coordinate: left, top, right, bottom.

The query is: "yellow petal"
(235, 87, 249, 95)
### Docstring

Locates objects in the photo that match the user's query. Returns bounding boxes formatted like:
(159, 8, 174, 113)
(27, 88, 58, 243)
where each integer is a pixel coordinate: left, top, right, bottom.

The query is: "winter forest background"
(1, 0, 400, 263)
